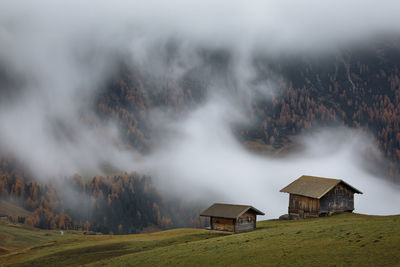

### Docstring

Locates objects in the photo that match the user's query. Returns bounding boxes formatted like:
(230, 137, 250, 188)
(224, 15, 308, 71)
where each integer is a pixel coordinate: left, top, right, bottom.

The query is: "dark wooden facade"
(235, 210, 256, 232)
(288, 194, 320, 218)
(210, 217, 235, 232)
(281, 176, 362, 219)
(320, 183, 355, 213)
(200, 203, 264, 233)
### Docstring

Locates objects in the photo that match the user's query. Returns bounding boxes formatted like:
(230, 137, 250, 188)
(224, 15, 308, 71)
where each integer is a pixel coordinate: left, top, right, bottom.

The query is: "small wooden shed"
(200, 203, 264, 233)
(280, 175, 362, 219)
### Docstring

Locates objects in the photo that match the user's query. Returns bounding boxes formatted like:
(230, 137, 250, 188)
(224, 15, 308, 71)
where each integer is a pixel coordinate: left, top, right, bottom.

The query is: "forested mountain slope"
(98, 42, 400, 180)
(1, 41, 400, 233)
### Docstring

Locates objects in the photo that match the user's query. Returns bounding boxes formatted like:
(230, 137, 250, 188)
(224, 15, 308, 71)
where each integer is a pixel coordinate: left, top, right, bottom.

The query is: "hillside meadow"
(0, 213, 399, 266)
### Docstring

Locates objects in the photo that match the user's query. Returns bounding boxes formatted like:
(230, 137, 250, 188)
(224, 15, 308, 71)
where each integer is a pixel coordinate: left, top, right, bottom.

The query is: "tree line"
(0, 157, 201, 234)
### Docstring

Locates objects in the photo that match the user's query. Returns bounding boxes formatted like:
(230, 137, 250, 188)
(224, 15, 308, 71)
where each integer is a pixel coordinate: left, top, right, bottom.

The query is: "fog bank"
(0, 0, 399, 217)
(144, 97, 400, 219)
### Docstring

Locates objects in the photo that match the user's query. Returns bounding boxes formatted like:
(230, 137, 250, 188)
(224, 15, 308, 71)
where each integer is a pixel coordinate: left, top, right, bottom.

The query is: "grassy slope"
(1, 213, 400, 266)
(0, 200, 32, 218)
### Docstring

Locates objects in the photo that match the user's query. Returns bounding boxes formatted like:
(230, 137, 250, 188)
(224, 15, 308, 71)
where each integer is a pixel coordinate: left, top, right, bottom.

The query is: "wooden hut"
(200, 203, 264, 233)
(280, 175, 362, 219)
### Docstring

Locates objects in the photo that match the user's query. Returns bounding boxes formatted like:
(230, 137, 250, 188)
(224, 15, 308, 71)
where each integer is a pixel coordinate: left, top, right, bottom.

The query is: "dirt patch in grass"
(30, 242, 57, 250)
(0, 247, 10, 255)
(0, 232, 12, 243)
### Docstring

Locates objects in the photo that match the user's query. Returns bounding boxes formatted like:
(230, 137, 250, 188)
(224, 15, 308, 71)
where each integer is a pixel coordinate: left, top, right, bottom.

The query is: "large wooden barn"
(200, 203, 265, 233)
(280, 175, 362, 219)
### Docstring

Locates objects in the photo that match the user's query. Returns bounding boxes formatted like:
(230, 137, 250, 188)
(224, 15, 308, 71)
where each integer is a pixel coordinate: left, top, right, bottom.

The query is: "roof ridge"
(213, 203, 251, 207)
(301, 175, 341, 181)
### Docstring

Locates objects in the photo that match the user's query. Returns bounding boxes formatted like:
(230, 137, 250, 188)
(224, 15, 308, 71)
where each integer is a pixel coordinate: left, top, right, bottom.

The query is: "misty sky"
(0, 0, 400, 217)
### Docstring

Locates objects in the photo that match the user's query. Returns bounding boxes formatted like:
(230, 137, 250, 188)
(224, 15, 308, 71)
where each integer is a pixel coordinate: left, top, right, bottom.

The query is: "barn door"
(299, 209, 304, 219)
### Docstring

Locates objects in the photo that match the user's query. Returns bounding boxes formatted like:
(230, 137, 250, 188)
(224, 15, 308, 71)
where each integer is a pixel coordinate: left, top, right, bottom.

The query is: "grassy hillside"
(1, 213, 399, 266)
(0, 200, 32, 218)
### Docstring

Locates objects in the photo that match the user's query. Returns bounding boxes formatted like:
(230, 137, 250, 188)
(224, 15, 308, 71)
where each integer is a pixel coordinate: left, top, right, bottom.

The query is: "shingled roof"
(199, 203, 265, 219)
(280, 175, 362, 199)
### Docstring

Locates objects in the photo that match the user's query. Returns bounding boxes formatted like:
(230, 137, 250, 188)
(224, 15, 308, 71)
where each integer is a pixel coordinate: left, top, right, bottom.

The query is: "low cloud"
(0, 0, 399, 216)
(144, 96, 400, 218)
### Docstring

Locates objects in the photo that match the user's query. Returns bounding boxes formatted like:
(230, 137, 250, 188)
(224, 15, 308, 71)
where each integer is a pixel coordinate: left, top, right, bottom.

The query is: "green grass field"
(1, 213, 399, 266)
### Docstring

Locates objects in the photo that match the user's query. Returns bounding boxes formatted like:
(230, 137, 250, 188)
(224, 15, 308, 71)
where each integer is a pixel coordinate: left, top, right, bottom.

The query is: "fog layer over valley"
(0, 0, 400, 221)
(145, 97, 400, 218)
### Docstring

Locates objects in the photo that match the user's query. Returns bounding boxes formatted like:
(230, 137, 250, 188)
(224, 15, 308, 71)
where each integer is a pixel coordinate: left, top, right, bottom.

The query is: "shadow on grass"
(11, 232, 227, 267)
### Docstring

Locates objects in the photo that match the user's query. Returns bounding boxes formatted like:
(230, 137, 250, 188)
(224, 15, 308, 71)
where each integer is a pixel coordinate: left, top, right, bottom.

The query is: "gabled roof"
(199, 203, 265, 219)
(280, 175, 363, 199)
